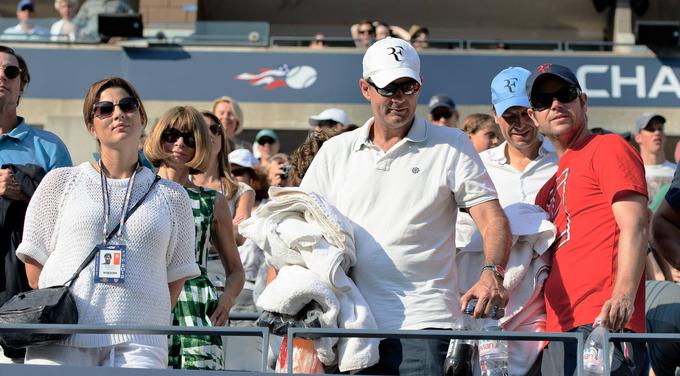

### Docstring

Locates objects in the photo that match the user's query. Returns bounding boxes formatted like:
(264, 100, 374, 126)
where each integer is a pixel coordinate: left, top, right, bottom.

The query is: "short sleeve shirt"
(664, 163, 680, 210)
(301, 116, 497, 330)
(0, 118, 72, 172)
(535, 134, 647, 333)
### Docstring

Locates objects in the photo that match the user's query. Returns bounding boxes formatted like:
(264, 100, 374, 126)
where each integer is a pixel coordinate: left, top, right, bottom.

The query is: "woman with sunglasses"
(144, 106, 245, 370)
(192, 111, 254, 237)
(16, 77, 200, 368)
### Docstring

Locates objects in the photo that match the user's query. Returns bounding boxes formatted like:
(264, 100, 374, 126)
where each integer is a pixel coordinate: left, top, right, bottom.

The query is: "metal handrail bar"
(465, 39, 563, 50)
(0, 323, 270, 372)
(602, 332, 679, 375)
(286, 328, 584, 375)
(564, 40, 641, 51)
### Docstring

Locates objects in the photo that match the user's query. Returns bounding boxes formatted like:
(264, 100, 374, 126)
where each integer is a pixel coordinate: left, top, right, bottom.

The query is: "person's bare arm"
(22, 256, 43, 289)
(210, 194, 246, 326)
(169, 278, 187, 309)
(0, 168, 29, 202)
(652, 199, 680, 269)
(233, 190, 255, 245)
(598, 193, 648, 330)
(461, 199, 511, 318)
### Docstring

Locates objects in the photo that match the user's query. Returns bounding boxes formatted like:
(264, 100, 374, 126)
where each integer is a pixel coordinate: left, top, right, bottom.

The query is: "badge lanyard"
(99, 159, 140, 244)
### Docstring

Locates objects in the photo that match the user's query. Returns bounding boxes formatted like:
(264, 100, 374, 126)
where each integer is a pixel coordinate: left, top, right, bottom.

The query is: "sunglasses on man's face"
(209, 123, 223, 136)
(257, 136, 277, 145)
(530, 86, 581, 111)
(367, 78, 421, 97)
(161, 128, 196, 148)
(92, 97, 139, 119)
(0, 65, 21, 80)
(358, 29, 374, 35)
(431, 110, 453, 121)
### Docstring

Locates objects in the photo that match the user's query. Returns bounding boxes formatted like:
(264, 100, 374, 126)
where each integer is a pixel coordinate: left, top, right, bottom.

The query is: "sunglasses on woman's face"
(530, 86, 581, 111)
(209, 123, 223, 136)
(92, 97, 139, 119)
(161, 128, 196, 148)
(0, 65, 21, 80)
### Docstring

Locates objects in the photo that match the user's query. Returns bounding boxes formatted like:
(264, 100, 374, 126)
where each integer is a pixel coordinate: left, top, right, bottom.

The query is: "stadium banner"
(15, 46, 680, 107)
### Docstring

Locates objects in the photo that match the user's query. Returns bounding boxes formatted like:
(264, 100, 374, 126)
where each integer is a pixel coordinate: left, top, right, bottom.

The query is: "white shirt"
(300, 116, 497, 330)
(1, 23, 49, 40)
(456, 142, 558, 248)
(645, 160, 677, 199)
(17, 163, 200, 348)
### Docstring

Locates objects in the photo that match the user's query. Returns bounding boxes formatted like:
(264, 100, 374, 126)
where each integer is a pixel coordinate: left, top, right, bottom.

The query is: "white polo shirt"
(300, 115, 497, 330)
(456, 142, 557, 248)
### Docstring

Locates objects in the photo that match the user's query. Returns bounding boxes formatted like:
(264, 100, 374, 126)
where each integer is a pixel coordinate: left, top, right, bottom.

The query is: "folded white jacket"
(241, 187, 379, 372)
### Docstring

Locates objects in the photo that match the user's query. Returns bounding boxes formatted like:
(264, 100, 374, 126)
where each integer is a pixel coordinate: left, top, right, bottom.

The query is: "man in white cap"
(308, 108, 350, 133)
(301, 37, 511, 374)
(634, 113, 677, 200)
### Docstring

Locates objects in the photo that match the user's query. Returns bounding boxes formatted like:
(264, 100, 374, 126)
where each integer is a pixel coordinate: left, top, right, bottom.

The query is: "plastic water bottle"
(443, 301, 477, 376)
(583, 320, 613, 376)
(477, 315, 509, 376)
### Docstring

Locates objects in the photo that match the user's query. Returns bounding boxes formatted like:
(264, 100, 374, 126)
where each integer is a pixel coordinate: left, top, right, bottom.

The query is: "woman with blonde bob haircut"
(18, 77, 199, 368)
(145, 106, 245, 370)
(212, 96, 251, 150)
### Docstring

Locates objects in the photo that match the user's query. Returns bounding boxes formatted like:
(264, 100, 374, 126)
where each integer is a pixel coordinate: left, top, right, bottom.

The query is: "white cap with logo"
(309, 108, 350, 126)
(362, 37, 421, 88)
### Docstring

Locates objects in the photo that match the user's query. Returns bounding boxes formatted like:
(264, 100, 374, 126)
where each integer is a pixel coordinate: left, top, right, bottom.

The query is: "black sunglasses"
(257, 136, 277, 145)
(0, 65, 21, 80)
(358, 29, 374, 35)
(92, 97, 139, 119)
(161, 128, 196, 148)
(367, 78, 421, 97)
(209, 123, 223, 136)
(231, 167, 251, 177)
(530, 86, 581, 111)
(431, 110, 453, 121)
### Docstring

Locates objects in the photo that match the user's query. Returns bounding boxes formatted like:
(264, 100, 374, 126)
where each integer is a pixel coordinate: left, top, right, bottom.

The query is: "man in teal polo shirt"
(0, 45, 71, 363)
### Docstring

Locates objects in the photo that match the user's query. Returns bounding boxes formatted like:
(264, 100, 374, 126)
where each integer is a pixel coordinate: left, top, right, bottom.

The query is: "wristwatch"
(481, 265, 505, 281)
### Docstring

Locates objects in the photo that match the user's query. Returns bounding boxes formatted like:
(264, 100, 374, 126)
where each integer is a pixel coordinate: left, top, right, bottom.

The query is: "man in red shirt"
(527, 64, 648, 376)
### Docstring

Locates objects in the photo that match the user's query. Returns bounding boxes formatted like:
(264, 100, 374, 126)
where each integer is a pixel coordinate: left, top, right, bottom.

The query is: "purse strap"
(63, 175, 161, 288)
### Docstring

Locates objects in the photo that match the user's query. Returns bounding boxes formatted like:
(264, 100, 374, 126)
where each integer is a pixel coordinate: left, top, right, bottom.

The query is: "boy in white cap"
(633, 112, 677, 200)
(301, 37, 511, 374)
(308, 108, 350, 132)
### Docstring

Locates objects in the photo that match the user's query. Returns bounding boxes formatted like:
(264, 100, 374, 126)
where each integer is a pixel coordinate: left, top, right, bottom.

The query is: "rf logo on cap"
(504, 78, 518, 93)
(387, 46, 405, 62)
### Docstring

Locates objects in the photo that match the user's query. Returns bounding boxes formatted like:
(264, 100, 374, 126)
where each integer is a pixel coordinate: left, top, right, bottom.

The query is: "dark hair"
(0, 45, 30, 103)
(200, 110, 239, 199)
(288, 129, 339, 186)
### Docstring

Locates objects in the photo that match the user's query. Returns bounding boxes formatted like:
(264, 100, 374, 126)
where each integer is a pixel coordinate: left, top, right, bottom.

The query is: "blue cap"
(255, 129, 279, 143)
(491, 67, 531, 116)
(17, 0, 34, 11)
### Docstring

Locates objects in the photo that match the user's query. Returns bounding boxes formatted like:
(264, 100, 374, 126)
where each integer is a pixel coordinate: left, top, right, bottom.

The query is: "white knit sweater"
(16, 162, 200, 348)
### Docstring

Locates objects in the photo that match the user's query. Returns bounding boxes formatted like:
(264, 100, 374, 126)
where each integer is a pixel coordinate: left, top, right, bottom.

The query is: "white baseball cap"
(308, 108, 350, 127)
(228, 148, 258, 168)
(362, 37, 421, 88)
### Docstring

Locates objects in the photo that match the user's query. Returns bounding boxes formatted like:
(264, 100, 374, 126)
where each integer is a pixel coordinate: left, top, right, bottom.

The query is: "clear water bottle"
(443, 300, 477, 376)
(478, 315, 509, 376)
(583, 320, 613, 376)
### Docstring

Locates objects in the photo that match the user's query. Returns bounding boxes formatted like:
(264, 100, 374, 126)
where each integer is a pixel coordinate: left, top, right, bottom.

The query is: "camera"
(279, 164, 291, 180)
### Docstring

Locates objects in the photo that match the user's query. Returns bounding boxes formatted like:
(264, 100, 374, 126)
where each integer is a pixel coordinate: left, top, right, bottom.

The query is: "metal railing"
(1, 321, 677, 374)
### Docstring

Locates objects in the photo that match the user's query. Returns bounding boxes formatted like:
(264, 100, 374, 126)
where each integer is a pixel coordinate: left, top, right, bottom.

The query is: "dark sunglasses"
(231, 167, 251, 177)
(530, 86, 581, 111)
(92, 97, 139, 119)
(316, 119, 340, 128)
(431, 110, 453, 121)
(358, 29, 374, 35)
(209, 123, 223, 136)
(367, 78, 421, 97)
(257, 136, 277, 145)
(161, 128, 196, 148)
(0, 65, 22, 80)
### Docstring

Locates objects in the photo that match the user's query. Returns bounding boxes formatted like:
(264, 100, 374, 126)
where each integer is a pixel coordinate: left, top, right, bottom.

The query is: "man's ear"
(359, 78, 371, 101)
(527, 108, 540, 127)
(634, 132, 642, 145)
(580, 92, 588, 113)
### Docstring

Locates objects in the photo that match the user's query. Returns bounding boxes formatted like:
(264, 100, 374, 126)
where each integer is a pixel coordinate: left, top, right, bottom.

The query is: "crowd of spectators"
(1, 21, 680, 376)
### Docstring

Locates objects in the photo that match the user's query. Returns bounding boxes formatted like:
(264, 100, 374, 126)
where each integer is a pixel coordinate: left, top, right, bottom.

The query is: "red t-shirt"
(535, 134, 647, 333)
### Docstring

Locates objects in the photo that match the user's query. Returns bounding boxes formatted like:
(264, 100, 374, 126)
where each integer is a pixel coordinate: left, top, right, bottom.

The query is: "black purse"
(0, 175, 160, 349)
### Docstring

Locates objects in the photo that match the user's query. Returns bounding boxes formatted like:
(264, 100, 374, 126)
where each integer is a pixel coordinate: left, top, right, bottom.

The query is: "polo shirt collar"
(487, 140, 551, 164)
(352, 115, 427, 152)
(1, 117, 29, 142)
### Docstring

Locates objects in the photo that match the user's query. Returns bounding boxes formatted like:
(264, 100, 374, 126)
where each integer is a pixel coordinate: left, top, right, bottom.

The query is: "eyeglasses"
(161, 128, 196, 148)
(431, 110, 452, 121)
(92, 97, 139, 119)
(367, 78, 421, 97)
(257, 136, 277, 145)
(209, 123, 223, 136)
(0, 65, 21, 80)
(530, 86, 581, 111)
(358, 29, 374, 35)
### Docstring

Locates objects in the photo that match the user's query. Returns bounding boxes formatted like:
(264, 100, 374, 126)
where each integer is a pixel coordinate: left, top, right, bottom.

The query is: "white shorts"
(25, 343, 167, 368)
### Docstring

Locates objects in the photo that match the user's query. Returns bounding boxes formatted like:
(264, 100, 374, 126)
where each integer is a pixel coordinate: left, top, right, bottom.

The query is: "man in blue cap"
(528, 63, 648, 376)
(1, 0, 49, 40)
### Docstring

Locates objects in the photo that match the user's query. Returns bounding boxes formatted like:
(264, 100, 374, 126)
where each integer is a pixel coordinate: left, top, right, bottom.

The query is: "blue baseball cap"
(17, 0, 34, 11)
(526, 63, 581, 105)
(491, 67, 531, 116)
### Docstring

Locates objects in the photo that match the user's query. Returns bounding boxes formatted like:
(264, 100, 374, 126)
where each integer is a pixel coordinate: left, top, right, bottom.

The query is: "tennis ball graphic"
(285, 65, 317, 89)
